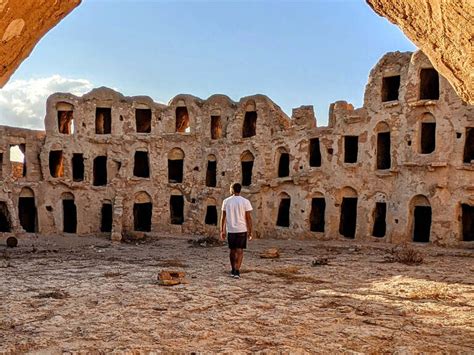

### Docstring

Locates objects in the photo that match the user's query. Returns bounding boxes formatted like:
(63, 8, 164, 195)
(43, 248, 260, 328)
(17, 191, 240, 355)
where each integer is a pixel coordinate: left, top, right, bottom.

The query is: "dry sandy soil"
(0, 234, 473, 354)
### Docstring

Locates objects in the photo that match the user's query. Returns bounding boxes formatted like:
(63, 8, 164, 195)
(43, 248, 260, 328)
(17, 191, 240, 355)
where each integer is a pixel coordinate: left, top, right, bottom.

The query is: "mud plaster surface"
(0, 235, 473, 353)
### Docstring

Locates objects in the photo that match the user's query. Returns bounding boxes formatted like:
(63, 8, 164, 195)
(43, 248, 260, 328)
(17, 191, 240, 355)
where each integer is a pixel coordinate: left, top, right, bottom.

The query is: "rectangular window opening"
(19, 197, 36, 233)
(278, 153, 290, 177)
(95, 107, 112, 134)
(206, 160, 217, 187)
(136, 108, 151, 133)
(413, 206, 431, 242)
(310, 197, 325, 232)
(309, 138, 322, 167)
(72, 153, 84, 182)
(372, 202, 386, 237)
(58, 110, 74, 134)
(381, 75, 400, 102)
(461, 204, 474, 242)
(176, 107, 190, 133)
(276, 198, 291, 227)
(344, 136, 358, 163)
(49, 150, 64, 178)
(101, 203, 113, 233)
(376, 132, 391, 170)
(339, 197, 357, 239)
(241, 161, 254, 186)
(63, 200, 77, 233)
(93, 156, 107, 186)
(420, 68, 439, 100)
(0, 201, 12, 232)
(463, 127, 474, 163)
(170, 195, 184, 225)
(205, 205, 218, 225)
(134, 151, 150, 178)
(10, 144, 26, 178)
(133, 202, 152, 231)
(421, 122, 436, 154)
(211, 115, 222, 139)
(242, 111, 257, 138)
(168, 159, 183, 183)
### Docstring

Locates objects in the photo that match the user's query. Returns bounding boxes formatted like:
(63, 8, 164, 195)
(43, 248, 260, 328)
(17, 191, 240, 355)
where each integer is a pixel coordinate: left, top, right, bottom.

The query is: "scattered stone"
(158, 270, 187, 286)
(188, 236, 223, 248)
(6, 237, 18, 248)
(260, 248, 280, 259)
(311, 257, 329, 266)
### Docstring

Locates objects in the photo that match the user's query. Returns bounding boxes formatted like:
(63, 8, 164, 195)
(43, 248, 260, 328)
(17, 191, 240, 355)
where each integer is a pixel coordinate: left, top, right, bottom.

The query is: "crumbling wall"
(0, 50, 473, 247)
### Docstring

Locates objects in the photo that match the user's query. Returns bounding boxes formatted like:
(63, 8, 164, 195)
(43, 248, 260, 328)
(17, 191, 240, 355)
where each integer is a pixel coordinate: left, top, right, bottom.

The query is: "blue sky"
(2, 0, 416, 129)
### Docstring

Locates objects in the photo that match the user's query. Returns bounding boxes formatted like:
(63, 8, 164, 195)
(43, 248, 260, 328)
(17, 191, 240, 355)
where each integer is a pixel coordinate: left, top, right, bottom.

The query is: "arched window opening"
(376, 123, 391, 170)
(309, 138, 322, 167)
(411, 195, 431, 243)
(211, 115, 222, 139)
(62, 192, 77, 233)
(241, 151, 254, 186)
(372, 202, 387, 237)
(0, 201, 12, 232)
(339, 187, 357, 239)
(419, 113, 436, 154)
(134, 151, 150, 178)
(19, 187, 36, 233)
(133, 192, 152, 232)
(101, 202, 113, 233)
(419, 68, 439, 100)
(277, 148, 290, 178)
(276, 193, 291, 227)
(168, 148, 184, 183)
(170, 194, 184, 225)
(310, 197, 325, 232)
(461, 204, 474, 241)
(206, 155, 217, 187)
(205, 205, 218, 225)
(93, 156, 107, 186)
(176, 106, 190, 133)
(136, 108, 152, 133)
(463, 127, 474, 163)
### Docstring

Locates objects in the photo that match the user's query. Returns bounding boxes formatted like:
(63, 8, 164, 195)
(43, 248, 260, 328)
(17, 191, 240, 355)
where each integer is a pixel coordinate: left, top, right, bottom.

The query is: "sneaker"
(230, 269, 235, 277)
(234, 270, 241, 279)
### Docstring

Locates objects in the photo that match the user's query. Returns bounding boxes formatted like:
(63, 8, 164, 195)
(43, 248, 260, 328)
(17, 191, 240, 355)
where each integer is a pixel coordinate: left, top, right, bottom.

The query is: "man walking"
(220, 183, 253, 279)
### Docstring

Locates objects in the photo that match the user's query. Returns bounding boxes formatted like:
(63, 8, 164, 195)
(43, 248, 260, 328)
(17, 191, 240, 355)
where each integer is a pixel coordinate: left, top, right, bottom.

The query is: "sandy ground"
(0, 234, 473, 354)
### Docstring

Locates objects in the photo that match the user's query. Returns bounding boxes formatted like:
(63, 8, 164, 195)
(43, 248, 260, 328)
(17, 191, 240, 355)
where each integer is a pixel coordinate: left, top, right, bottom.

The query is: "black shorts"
(227, 232, 248, 249)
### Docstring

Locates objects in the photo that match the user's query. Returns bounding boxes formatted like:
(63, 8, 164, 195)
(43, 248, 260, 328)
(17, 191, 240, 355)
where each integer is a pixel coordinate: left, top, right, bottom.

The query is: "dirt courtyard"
(0, 234, 473, 353)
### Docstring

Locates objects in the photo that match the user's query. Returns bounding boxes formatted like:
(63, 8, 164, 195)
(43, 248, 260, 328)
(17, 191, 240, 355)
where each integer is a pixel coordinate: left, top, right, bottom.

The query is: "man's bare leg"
(235, 248, 244, 271)
(229, 249, 236, 273)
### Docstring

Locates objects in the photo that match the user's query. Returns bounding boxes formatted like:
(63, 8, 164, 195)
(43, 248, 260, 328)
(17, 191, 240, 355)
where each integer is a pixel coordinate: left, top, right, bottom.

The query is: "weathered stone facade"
(0, 51, 473, 246)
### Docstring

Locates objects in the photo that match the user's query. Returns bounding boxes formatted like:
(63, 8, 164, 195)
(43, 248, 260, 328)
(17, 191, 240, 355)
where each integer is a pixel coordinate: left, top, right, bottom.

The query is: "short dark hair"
(231, 182, 242, 193)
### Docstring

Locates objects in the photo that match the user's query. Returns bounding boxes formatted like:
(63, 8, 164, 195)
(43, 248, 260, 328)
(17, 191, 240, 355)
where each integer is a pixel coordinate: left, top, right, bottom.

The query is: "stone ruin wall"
(0, 50, 473, 247)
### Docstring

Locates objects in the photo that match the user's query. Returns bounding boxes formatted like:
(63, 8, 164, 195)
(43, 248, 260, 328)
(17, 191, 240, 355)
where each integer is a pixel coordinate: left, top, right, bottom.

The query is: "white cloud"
(0, 75, 94, 130)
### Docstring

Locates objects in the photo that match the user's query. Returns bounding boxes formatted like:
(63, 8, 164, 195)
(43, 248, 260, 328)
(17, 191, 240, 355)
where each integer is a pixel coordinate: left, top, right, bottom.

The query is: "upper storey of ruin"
(42, 50, 470, 142)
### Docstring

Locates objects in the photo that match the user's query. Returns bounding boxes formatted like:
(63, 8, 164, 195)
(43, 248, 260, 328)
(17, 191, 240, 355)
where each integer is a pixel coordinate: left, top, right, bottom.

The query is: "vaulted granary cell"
(72, 153, 84, 182)
(49, 150, 64, 178)
(170, 195, 184, 225)
(206, 155, 217, 187)
(135, 108, 152, 133)
(344, 136, 358, 163)
(133, 151, 150, 178)
(381, 75, 400, 102)
(133, 192, 152, 232)
(18, 187, 36, 233)
(420, 113, 436, 154)
(276, 193, 291, 227)
(95, 107, 112, 134)
(310, 197, 325, 232)
(411, 195, 431, 243)
(93, 156, 107, 186)
(372, 202, 386, 237)
(205, 205, 218, 225)
(241, 151, 254, 186)
(0, 201, 12, 232)
(242, 111, 257, 138)
(340, 197, 357, 239)
(10, 144, 26, 178)
(0, 153, 3, 178)
(309, 138, 322, 167)
(463, 127, 474, 163)
(278, 149, 290, 178)
(461, 204, 474, 242)
(62, 193, 77, 233)
(377, 131, 391, 169)
(101, 202, 112, 233)
(168, 148, 184, 183)
(57, 102, 74, 134)
(176, 106, 190, 133)
(211, 115, 222, 139)
(419, 68, 439, 100)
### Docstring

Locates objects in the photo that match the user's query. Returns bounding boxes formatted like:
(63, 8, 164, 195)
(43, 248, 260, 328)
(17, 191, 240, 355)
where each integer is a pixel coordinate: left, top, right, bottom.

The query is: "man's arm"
(245, 211, 253, 240)
(220, 211, 226, 240)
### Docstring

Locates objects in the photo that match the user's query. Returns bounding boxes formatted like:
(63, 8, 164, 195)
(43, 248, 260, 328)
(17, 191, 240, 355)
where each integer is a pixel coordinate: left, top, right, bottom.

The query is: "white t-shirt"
(221, 195, 253, 233)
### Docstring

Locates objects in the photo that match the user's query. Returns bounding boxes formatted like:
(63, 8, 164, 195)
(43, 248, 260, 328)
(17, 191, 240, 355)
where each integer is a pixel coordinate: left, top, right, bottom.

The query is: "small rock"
(260, 248, 280, 259)
(158, 270, 187, 286)
(311, 257, 328, 266)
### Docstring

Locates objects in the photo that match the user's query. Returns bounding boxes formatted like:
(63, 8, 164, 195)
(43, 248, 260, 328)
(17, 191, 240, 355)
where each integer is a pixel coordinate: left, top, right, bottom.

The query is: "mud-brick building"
(0, 50, 473, 246)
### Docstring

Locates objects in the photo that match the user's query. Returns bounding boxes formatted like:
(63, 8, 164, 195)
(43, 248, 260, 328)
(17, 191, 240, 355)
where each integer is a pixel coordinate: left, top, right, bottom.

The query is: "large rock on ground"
(366, 0, 473, 104)
(0, 0, 81, 87)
